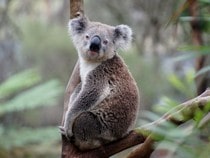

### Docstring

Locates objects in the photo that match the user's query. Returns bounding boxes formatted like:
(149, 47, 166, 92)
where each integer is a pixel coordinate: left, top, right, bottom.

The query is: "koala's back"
(75, 54, 139, 146)
(96, 55, 138, 131)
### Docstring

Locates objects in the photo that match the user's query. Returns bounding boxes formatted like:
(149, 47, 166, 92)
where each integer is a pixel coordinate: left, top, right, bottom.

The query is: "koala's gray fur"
(59, 15, 140, 151)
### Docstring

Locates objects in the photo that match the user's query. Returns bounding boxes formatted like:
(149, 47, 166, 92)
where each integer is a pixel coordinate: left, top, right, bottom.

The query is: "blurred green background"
(0, 0, 209, 158)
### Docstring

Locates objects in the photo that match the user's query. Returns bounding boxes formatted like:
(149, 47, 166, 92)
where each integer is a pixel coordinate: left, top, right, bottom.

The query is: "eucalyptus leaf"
(0, 127, 59, 149)
(199, 0, 210, 4)
(0, 80, 63, 115)
(195, 66, 210, 77)
(0, 69, 41, 99)
(174, 45, 210, 62)
(168, 74, 188, 95)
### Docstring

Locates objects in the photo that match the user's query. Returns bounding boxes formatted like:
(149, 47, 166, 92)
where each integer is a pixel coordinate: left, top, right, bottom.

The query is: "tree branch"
(126, 88, 210, 158)
(61, 130, 146, 158)
(61, 86, 210, 158)
(70, 0, 84, 19)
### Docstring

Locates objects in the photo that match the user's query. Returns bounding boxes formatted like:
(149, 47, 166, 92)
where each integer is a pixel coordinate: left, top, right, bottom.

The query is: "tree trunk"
(189, 0, 209, 95)
(60, 1, 83, 157)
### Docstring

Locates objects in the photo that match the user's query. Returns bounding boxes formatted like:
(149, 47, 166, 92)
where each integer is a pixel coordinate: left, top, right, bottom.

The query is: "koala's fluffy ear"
(68, 16, 89, 35)
(113, 25, 133, 50)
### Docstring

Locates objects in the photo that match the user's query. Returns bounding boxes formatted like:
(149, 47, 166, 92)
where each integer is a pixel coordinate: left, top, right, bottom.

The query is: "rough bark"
(188, 0, 209, 95)
(70, 0, 84, 19)
(61, 1, 82, 157)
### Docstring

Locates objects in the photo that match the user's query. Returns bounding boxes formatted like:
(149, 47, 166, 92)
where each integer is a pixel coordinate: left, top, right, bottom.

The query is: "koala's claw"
(58, 126, 74, 141)
(58, 126, 66, 135)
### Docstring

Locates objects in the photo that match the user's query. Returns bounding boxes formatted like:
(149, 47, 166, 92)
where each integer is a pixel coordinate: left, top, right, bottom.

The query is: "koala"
(59, 15, 140, 151)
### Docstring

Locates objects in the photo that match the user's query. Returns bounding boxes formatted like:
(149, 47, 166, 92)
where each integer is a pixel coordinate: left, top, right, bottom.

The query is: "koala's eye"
(103, 39, 108, 45)
(85, 34, 90, 39)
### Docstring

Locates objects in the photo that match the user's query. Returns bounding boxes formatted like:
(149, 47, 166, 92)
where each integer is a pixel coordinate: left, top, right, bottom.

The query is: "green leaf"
(164, 126, 193, 142)
(0, 126, 59, 149)
(185, 69, 195, 85)
(199, 0, 210, 4)
(174, 45, 210, 62)
(154, 96, 179, 114)
(0, 80, 63, 115)
(172, 53, 195, 62)
(195, 66, 210, 77)
(168, 74, 188, 95)
(179, 16, 210, 22)
(141, 110, 161, 121)
(0, 69, 41, 99)
(194, 108, 205, 126)
(178, 45, 210, 53)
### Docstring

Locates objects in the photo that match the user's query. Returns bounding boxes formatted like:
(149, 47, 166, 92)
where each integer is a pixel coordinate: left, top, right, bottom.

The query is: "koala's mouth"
(87, 50, 99, 58)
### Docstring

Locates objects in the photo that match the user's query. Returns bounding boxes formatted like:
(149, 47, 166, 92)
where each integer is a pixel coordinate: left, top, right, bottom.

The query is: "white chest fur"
(79, 58, 100, 83)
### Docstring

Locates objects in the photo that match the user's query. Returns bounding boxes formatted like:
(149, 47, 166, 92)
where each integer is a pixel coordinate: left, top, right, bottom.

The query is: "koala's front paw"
(58, 126, 73, 141)
(58, 126, 66, 135)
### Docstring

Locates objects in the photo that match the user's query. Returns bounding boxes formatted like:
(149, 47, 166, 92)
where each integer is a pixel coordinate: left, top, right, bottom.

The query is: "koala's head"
(69, 16, 132, 62)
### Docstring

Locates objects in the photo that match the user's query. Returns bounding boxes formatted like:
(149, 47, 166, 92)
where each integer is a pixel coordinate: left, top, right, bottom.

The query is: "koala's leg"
(72, 112, 103, 150)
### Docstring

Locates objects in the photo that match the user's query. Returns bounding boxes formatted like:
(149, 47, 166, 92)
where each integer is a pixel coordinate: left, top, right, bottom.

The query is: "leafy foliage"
(0, 79, 62, 115)
(0, 69, 41, 99)
(0, 70, 63, 115)
(196, 66, 210, 77)
(0, 69, 63, 157)
(141, 0, 210, 152)
(0, 126, 59, 150)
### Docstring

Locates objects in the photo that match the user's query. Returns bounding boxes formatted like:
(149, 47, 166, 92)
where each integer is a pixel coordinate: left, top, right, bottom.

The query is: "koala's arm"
(60, 83, 82, 136)
(69, 83, 82, 104)
(73, 83, 107, 111)
(62, 75, 109, 137)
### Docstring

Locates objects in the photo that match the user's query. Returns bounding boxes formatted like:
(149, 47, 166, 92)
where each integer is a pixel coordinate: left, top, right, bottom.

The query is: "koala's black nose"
(89, 35, 101, 52)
